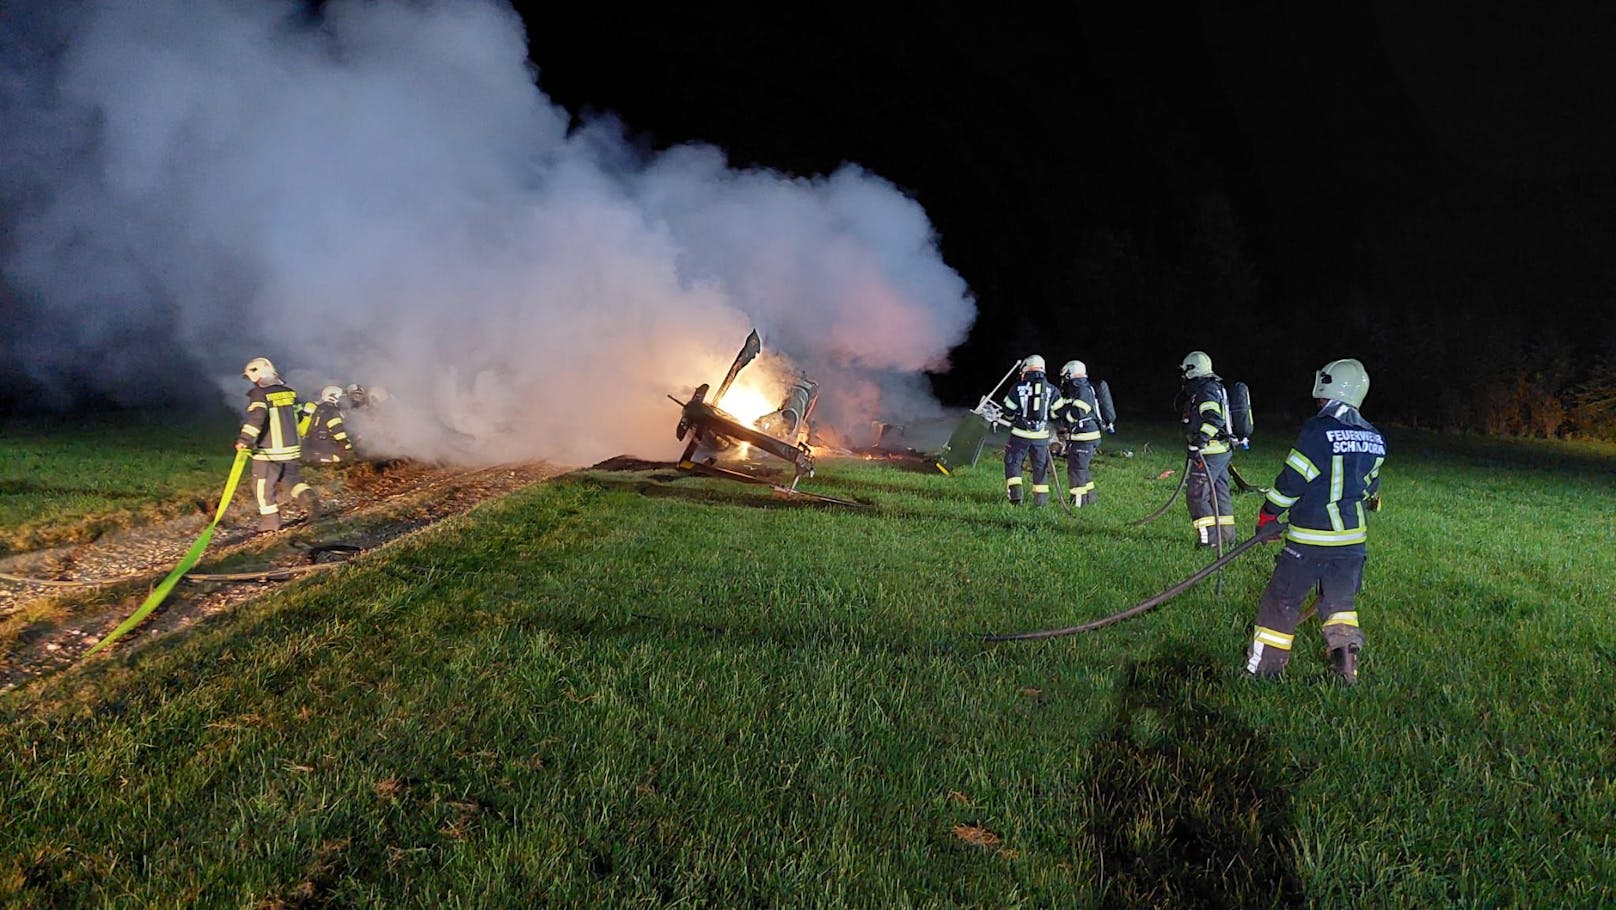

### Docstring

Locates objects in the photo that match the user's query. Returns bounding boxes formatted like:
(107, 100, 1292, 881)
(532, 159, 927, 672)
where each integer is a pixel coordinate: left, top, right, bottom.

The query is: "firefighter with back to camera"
(1246, 358, 1386, 685)
(1057, 360, 1104, 507)
(301, 385, 356, 464)
(236, 357, 318, 532)
(998, 355, 1067, 507)
(1177, 351, 1235, 546)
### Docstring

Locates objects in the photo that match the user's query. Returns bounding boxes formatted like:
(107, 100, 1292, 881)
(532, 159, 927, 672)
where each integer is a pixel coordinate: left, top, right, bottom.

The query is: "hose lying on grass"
(0, 545, 361, 587)
(984, 530, 1272, 642)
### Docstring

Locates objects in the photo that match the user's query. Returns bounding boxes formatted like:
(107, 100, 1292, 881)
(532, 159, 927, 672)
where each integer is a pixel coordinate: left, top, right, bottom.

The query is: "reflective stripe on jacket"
(237, 383, 303, 462)
(1180, 375, 1230, 455)
(1002, 374, 1067, 440)
(302, 402, 354, 463)
(1059, 377, 1102, 442)
(1265, 401, 1386, 552)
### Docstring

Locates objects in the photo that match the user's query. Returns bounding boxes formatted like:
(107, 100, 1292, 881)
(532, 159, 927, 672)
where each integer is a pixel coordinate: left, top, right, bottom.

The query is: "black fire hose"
(982, 529, 1275, 642)
(1130, 453, 1192, 527)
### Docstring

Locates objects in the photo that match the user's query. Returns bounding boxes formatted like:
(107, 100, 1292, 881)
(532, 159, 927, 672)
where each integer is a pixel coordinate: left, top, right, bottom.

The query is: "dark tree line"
(1026, 187, 1616, 441)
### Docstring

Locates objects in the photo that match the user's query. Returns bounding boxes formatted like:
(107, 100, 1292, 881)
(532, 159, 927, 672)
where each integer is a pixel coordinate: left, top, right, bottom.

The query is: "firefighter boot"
(1245, 626, 1293, 678)
(1032, 491, 1049, 507)
(1329, 645, 1359, 686)
(299, 489, 321, 523)
(258, 511, 282, 534)
(1070, 490, 1083, 508)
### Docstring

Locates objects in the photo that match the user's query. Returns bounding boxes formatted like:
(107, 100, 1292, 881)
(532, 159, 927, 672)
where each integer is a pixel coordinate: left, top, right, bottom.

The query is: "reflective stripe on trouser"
(1187, 450, 1233, 536)
(1066, 445, 1095, 500)
(1246, 546, 1368, 675)
(1004, 437, 1051, 503)
(1245, 625, 1294, 676)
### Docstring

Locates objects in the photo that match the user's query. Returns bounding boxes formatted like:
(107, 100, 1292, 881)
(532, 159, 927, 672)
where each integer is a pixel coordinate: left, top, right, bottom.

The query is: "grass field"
(0, 411, 239, 557)
(2, 416, 1614, 907)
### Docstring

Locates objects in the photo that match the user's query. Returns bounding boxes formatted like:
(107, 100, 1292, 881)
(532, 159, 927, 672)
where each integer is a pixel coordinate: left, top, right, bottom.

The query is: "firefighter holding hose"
(236, 357, 318, 532)
(1246, 358, 1386, 685)
(1177, 351, 1236, 547)
(1056, 360, 1103, 507)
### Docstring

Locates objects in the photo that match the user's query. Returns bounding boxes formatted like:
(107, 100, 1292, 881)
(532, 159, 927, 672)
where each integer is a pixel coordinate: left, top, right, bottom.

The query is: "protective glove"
(1105, 422, 1117, 434)
(1255, 510, 1284, 541)
(1187, 445, 1206, 472)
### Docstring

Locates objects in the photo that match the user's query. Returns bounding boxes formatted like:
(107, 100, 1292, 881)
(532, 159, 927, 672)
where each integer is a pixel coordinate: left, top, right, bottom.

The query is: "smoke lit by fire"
(0, 0, 976, 464)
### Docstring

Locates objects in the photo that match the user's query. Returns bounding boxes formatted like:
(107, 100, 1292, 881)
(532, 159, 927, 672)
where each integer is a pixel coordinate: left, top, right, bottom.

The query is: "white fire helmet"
(1060, 360, 1087, 380)
(242, 357, 278, 384)
(320, 385, 344, 405)
(1180, 351, 1213, 380)
(1312, 358, 1369, 408)
(1021, 354, 1046, 374)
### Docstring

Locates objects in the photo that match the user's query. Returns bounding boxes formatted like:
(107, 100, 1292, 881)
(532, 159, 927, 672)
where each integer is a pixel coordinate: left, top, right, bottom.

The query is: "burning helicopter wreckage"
(666, 331, 865, 506)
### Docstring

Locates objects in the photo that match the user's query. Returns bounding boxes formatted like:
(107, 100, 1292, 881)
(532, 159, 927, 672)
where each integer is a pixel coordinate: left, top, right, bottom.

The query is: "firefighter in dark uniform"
(1056, 360, 1103, 507)
(999, 355, 1067, 506)
(1177, 351, 1235, 546)
(1246, 358, 1385, 685)
(300, 385, 356, 464)
(236, 357, 317, 532)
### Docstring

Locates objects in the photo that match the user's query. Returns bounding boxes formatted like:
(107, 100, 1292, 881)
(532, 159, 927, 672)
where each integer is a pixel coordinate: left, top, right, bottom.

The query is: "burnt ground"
(0, 458, 564, 692)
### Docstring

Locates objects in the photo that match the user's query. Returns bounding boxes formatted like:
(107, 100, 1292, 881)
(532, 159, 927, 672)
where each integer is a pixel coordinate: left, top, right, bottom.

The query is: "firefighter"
(999, 355, 1066, 506)
(1246, 358, 1385, 685)
(301, 385, 356, 464)
(235, 357, 317, 532)
(1177, 351, 1235, 546)
(1057, 360, 1103, 507)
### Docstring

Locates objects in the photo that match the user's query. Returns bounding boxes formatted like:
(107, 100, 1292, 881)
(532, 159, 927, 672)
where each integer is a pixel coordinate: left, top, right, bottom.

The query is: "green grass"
(0, 410, 239, 556)
(1, 419, 1614, 907)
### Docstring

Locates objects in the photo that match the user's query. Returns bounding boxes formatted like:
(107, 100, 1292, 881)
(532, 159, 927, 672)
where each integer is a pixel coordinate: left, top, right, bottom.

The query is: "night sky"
(521, 2, 1616, 430)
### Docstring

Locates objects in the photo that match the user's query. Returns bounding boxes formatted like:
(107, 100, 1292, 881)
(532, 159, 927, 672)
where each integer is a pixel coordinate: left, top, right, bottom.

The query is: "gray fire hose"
(1131, 453, 1192, 527)
(982, 527, 1278, 642)
(1197, 453, 1226, 595)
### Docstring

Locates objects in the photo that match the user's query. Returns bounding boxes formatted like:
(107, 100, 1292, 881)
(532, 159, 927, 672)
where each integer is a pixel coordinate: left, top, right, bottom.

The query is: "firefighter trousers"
(1004, 437, 1051, 505)
(1245, 546, 1366, 676)
(251, 458, 315, 528)
(1186, 450, 1233, 543)
(1065, 443, 1096, 505)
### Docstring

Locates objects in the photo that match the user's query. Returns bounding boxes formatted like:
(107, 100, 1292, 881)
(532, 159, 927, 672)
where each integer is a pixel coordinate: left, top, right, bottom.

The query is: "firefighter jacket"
(301, 401, 354, 463)
(1000, 372, 1066, 441)
(1260, 401, 1386, 553)
(237, 382, 302, 462)
(1178, 375, 1231, 455)
(1058, 377, 1103, 443)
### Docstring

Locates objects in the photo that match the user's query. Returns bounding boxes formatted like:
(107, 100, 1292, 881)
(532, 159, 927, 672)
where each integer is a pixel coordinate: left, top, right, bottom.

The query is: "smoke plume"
(0, 0, 974, 463)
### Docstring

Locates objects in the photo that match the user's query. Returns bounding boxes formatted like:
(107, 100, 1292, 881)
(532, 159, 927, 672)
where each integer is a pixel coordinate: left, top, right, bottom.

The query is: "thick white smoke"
(0, 0, 974, 463)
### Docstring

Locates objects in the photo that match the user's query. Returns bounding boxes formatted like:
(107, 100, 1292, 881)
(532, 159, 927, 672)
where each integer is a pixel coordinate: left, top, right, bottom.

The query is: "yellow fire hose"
(79, 449, 252, 657)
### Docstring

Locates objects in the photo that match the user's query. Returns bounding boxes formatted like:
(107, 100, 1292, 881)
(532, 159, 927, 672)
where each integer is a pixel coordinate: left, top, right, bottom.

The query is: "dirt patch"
(0, 459, 563, 692)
